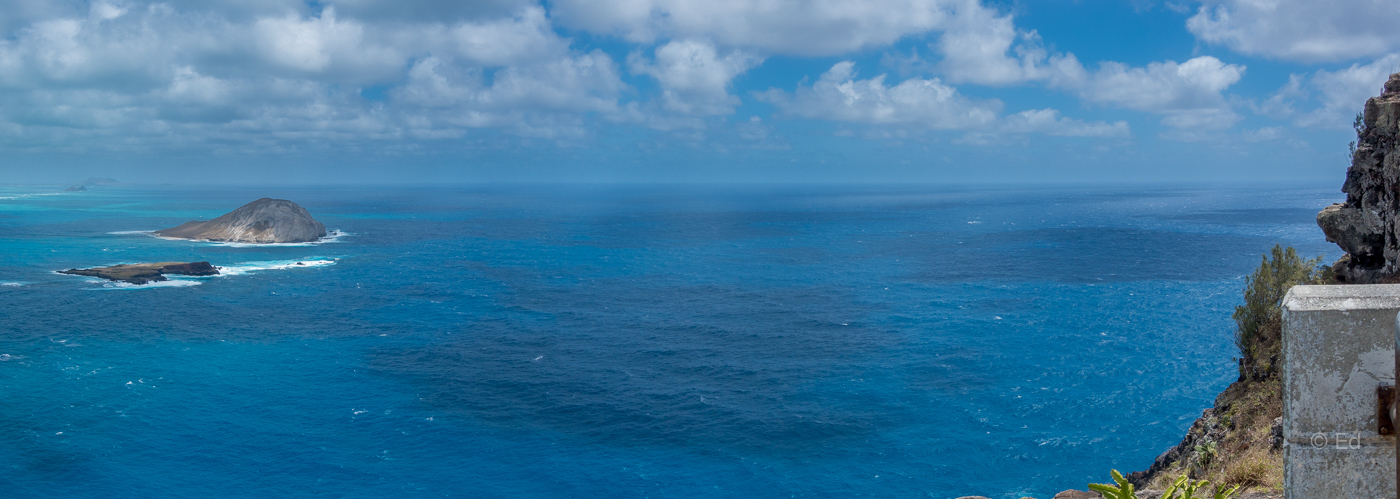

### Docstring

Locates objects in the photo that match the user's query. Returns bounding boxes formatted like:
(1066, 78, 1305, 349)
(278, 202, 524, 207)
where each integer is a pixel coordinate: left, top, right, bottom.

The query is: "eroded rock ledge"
(59, 262, 218, 284)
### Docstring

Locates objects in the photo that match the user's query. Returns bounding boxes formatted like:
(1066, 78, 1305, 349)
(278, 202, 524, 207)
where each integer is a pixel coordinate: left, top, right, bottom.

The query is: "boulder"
(1052, 491, 1100, 498)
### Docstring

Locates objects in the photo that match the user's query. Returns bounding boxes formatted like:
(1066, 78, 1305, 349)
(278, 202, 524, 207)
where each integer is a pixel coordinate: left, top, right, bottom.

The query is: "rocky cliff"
(155, 198, 326, 244)
(1116, 74, 1400, 497)
(1318, 73, 1400, 282)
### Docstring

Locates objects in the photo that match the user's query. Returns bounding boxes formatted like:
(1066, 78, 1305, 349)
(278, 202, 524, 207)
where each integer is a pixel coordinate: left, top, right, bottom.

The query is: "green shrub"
(1233, 245, 1323, 372)
(1161, 474, 1240, 499)
(1087, 469, 1137, 499)
(1089, 471, 1239, 499)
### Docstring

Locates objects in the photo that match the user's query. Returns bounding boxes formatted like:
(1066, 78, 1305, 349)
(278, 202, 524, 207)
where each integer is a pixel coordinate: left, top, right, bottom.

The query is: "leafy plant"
(1192, 437, 1218, 469)
(1161, 473, 1240, 499)
(1087, 469, 1138, 499)
(1233, 245, 1322, 372)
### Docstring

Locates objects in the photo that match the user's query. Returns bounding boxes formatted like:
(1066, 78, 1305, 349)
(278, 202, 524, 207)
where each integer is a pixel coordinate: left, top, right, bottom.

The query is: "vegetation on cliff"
(1124, 72, 1400, 496)
(1127, 245, 1328, 495)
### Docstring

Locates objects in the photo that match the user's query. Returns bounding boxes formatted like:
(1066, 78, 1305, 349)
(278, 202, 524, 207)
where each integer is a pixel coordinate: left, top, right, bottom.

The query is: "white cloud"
(1261, 53, 1400, 129)
(0, 0, 1273, 155)
(630, 40, 761, 116)
(390, 50, 623, 136)
(762, 62, 1129, 139)
(549, 0, 956, 56)
(252, 7, 405, 81)
(1002, 109, 1130, 137)
(0, 2, 631, 148)
(760, 61, 999, 129)
(1187, 0, 1400, 62)
(1055, 56, 1245, 129)
(447, 7, 570, 66)
(327, 0, 536, 22)
(933, 0, 1057, 86)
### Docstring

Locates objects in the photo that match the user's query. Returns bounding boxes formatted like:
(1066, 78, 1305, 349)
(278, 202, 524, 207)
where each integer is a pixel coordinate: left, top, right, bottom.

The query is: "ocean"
(0, 183, 1340, 498)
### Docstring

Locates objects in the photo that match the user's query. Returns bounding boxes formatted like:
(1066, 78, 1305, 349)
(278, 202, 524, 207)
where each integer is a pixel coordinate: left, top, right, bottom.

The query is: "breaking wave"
(108, 229, 348, 247)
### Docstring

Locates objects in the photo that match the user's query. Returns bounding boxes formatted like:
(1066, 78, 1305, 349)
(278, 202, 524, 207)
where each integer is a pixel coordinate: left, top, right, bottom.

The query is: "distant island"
(77, 177, 121, 186)
(60, 262, 219, 285)
(154, 198, 327, 244)
(63, 177, 120, 192)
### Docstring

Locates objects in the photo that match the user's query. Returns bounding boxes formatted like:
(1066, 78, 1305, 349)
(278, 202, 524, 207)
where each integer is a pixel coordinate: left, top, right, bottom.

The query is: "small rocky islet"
(60, 262, 219, 285)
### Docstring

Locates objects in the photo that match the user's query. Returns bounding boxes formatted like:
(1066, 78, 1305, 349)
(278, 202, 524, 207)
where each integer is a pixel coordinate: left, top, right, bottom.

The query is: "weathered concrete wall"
(1283, 284, 1399, 499)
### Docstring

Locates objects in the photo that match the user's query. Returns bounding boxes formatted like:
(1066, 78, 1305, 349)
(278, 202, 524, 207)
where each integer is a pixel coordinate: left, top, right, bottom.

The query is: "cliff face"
(1318, 73, 1400, 282)
(155, 198, 326, 244)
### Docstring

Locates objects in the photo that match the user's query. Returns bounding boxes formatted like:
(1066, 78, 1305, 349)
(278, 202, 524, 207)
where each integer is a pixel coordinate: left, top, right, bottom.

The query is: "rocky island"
(155, 198, 327, 244)
(60, 262, 219, 285)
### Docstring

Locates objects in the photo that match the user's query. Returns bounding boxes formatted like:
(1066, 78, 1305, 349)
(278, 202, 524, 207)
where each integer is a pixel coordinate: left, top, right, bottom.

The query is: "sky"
(1, 0, 1399, 184)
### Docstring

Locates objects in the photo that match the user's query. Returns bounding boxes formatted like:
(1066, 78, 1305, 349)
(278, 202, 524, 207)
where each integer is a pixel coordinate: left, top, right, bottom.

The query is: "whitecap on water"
(94, 279, 205, 290)
(0, 192, 68, 200)
(108, 229, 348, 247)
(216, 258, 337, 276)
(1, 282, 22, 287)
(210, 229, 348, 247)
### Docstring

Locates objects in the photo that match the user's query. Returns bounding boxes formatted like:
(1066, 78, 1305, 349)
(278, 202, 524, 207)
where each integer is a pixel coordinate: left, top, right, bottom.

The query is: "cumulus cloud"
(445, 6, 570, 66)
(760, 61, 1000, 129)
(549, 0, 957, 56)
(252, 7, 406, 80)
(1001, 109, 1130, 137)
(1053, 56, 1246, 129)
(629, 40, 762, 116)
(932, 0, 1065, 86)
(1187, 0, 1400, 62)
(1260, 54, 1400, 129)
(0, 1, 630, 149)
(0, 0, 1262, 155)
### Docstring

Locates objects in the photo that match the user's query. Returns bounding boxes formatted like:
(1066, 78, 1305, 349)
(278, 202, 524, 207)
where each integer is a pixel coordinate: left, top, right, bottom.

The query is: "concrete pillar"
(1283, 284, 1399, 498)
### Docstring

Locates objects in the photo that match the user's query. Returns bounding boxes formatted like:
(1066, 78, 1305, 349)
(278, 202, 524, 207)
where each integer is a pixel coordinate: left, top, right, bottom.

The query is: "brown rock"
(1052, 490, 1100, 498)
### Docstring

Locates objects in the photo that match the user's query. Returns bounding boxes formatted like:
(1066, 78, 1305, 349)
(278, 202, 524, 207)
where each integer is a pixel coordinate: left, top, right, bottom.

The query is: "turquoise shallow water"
(0, 184, 1340, 498)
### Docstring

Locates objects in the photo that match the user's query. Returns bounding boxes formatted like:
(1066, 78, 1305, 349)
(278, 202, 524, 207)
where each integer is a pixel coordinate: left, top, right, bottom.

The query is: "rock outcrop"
(155, 198, 326, 244)
(60, 261, 219, 284)
(1318, 72, 1400, 283)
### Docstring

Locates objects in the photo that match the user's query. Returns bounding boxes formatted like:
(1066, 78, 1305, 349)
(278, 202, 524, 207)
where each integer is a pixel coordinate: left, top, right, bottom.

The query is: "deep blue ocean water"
(0, 183, 1341, 498)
